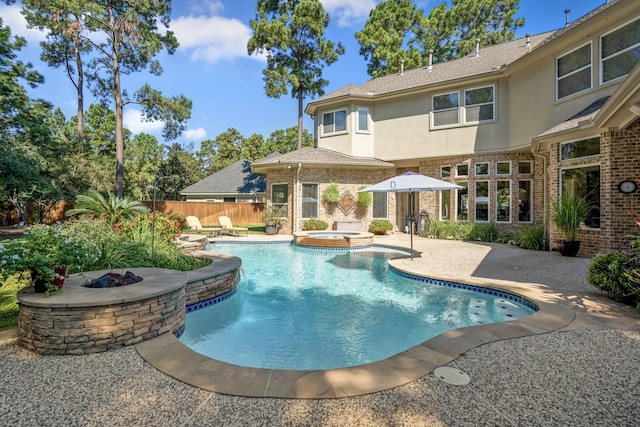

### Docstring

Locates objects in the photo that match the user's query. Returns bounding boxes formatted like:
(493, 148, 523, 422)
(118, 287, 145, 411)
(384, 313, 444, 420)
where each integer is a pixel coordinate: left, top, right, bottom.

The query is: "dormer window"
(557, 43, 592, 99)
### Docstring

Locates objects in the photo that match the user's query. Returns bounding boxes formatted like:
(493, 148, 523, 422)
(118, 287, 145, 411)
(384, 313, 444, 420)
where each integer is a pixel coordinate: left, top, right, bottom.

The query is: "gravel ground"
(2, 236, 639, 426)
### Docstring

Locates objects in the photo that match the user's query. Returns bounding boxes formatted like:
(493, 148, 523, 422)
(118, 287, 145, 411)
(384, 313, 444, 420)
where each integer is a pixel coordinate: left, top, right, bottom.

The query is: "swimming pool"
(179, 243, 537, 370)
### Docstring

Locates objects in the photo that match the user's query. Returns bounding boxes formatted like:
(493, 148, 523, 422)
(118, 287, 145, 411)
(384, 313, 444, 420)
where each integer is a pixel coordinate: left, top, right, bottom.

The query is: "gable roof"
(251, 147, 394, 173)
(181, 158, 267, 196)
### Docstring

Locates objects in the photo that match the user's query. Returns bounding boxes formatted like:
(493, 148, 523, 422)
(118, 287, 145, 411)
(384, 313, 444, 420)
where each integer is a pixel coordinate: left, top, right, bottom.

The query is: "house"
(252, 0, 640, 256)
(181, 158, 268, 202)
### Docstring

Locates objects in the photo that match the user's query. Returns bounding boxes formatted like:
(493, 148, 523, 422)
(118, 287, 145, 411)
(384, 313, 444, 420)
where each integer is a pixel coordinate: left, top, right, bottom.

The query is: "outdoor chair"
(218, 216, 249, 237)
(185, 216, 222, 237)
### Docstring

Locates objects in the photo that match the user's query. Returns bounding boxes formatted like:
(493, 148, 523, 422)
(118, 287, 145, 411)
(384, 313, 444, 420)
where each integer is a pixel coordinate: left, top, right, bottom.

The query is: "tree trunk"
(297, 86, 303, 150)
(111, 14, 125, 198)
(74, 33, 84, 152)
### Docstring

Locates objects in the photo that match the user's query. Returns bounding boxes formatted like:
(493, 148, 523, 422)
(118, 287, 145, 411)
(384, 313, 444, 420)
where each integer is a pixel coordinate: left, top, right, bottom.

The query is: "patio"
(1, 233, 639, 426)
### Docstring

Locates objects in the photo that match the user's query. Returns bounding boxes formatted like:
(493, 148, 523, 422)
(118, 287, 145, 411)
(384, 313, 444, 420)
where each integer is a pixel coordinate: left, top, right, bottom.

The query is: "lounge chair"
(185, 216, 222, 237)
(218, 216, 249, 237)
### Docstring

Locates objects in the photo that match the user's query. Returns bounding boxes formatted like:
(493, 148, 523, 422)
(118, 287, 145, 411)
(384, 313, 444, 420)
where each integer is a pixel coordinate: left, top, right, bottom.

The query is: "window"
(560, 137, 600, 160)
(457, 164, 469, 177)
(271, 184, 288, 212)
(372, 192, 388, 219)
(496, 161, 511, 175)
(475, 181, 489, 222)
(457, 182, 469, 221)
(301, 184, 318, 218)
(440, 190, 451, 221)
(496, 181, 510, 222)
(464, 86, 494, 122)
(322, 109, 347, 134)
(518, 161, 532, 174)
(475, 162, 489, 176)
(357, 107, 369, 132)
(561, 165, 600, 228)
(518, 181, 532, 222)
(433, 92, 459, 127)
(601, 18, 640, 83)
(441, 166, 451, 179)
(557, 43, 592, 99)
(223, 197, 236, 203)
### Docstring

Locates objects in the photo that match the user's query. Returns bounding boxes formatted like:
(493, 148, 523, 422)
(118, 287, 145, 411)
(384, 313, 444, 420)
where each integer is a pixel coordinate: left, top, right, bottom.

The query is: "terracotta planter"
(557, 240, 581, 257)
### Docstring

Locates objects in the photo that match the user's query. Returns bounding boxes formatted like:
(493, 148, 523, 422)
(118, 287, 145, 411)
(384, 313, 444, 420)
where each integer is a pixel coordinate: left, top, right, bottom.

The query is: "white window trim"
(355, 106, 371, 134)
(474, 180, 490, 223)
(463, 84, 496, 124)
(518, 160, 533, 175)
(440, 166, 452, 179)
(456, 182, 469, 222)
(301, 183, 319, 219)
(600, 17, 640, 85)
(372, 192, 388, 219)
(474, 162, 490, 176)
(321, 108, 348, 136)
(496, 161, 511, 176)
(495, 180, 512, 224)
(271, 183, 288, 213)
(431, 90, 460, 129)
(456, 163, 469, 178)
(559, 135, 601, 162)
(439, 190, 451, 221)
(518, 179, 534, 224)
(556, 42, 592, 100)
(558, 162, 601, 230)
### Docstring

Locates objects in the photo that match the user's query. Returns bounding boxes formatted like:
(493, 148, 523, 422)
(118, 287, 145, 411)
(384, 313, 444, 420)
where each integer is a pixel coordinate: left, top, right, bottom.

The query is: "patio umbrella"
(359, 172, 463, 259)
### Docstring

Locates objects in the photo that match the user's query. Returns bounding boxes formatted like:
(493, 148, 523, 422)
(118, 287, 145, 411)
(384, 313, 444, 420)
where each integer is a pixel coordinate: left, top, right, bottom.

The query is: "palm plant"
(65, 190, 149, 226)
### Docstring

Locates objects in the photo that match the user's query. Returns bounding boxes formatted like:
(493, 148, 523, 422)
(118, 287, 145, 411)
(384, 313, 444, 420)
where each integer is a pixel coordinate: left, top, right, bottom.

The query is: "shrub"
(356, 187, 372, 206)
(587, 251, 638, 303)
(304, 218, 328, 231)
(369, 219, 393, 235)
(511, 226, 546, 250)
(470, 223, 499, 242)
(322, 183, 340, 203)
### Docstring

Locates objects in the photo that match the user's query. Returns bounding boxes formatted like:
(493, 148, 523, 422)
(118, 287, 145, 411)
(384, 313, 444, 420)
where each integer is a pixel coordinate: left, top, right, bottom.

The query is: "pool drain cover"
(433, 367, 470, 385)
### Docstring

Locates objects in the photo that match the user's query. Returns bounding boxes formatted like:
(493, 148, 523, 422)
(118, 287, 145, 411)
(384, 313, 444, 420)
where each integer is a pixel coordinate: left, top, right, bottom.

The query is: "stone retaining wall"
(17, 255, 242, 355)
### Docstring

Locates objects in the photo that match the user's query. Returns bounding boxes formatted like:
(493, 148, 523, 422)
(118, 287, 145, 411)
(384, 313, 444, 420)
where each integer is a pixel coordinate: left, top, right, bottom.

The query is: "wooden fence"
(143, 201, 266, 225)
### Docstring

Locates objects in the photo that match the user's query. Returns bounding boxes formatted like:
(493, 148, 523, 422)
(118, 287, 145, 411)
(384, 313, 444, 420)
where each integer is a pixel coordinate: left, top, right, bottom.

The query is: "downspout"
(532, 140, 549, 250)
(295, 163, 302, 232)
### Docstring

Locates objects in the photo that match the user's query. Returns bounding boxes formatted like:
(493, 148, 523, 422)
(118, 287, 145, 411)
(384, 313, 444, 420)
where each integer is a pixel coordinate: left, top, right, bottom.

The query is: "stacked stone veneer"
(18, 257, 241, 355)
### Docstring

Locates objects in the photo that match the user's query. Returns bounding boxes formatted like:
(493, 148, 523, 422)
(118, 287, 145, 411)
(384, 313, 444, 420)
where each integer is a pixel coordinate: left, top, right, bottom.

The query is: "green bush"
(304, 218, 328, 231)
(357, 187, 372, 206)
(369, 219, 393, 235)
(587, 251, 638, 304)
(470, 223, 499, 242)
(322, 183, 340, 203)
(511, 226, 546, 250)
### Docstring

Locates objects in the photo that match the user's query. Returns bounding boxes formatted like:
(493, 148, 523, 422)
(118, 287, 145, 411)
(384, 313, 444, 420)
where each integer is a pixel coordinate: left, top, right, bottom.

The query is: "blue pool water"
(179, 243, 536, 370)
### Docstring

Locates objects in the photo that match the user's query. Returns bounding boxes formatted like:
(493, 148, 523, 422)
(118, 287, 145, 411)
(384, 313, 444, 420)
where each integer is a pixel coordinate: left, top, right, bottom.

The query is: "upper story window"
(357, 107, 370, 132)
(560, 137, 600, 160)
(322, 109, 347, 135)
(432, 92, 459, 127)
(601, 18, 640, 84)
(464, 86, 494, 123)
(557, 43, 592, 99)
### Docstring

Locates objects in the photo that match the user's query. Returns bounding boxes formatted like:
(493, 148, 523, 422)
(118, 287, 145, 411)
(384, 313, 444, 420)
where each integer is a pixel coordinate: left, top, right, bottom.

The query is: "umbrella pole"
(410, 192, 414, 260)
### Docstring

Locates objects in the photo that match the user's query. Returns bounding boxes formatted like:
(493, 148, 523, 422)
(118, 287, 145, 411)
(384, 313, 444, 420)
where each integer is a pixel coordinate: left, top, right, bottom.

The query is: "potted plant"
(322, 183, 340, 204)
(551, 192, 589, 256)
(263, 206, 284, 235)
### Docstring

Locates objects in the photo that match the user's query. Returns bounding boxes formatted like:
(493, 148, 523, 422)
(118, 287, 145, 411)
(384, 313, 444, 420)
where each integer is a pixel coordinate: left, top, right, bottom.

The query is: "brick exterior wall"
(548, 121, 640, 256)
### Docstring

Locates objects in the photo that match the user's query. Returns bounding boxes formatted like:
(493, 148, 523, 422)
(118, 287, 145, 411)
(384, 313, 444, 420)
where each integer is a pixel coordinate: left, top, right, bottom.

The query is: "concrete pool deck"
(2, 233, 640, 425)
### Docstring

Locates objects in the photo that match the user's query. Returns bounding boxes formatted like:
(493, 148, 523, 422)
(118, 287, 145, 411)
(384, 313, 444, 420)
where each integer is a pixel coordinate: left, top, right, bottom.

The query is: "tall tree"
(22, 0, 91, 150)
(125, 133, 163, 200)
(248, 0, 344, 150)
(157, 143, 200, 201)
(357, 0, 525, 77)
(264, 126, 313, 154)
(355, 0, 424, 78)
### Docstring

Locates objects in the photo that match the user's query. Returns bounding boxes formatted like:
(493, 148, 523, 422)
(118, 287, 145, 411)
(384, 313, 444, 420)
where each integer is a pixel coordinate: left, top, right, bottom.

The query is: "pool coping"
(135, 249, 575, 399)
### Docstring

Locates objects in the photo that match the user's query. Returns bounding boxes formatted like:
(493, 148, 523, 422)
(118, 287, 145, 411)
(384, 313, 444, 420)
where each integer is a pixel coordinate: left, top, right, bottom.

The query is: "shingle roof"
(251, 147, 394, 170)
(538, 97, 610, 137)
(181, 158, 266, 196)
(311, 32, 553, 105)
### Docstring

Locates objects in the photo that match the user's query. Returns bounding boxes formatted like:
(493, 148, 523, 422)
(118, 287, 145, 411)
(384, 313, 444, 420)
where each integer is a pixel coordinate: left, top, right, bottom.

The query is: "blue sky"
(1, 0, 607, 151)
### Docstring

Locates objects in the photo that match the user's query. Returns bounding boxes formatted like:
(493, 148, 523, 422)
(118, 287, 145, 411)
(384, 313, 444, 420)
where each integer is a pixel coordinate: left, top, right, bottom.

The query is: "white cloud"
(183, 127, 207, 140)
(123, 109, 164, 135)
(0, 4, 47, 44)
(321, 0, 377, 28)
(172, 14, 257, 64)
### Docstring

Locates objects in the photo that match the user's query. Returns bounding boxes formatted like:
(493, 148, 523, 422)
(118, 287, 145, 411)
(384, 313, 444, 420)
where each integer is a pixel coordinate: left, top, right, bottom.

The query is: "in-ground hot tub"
(293, 230, 374, 248)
